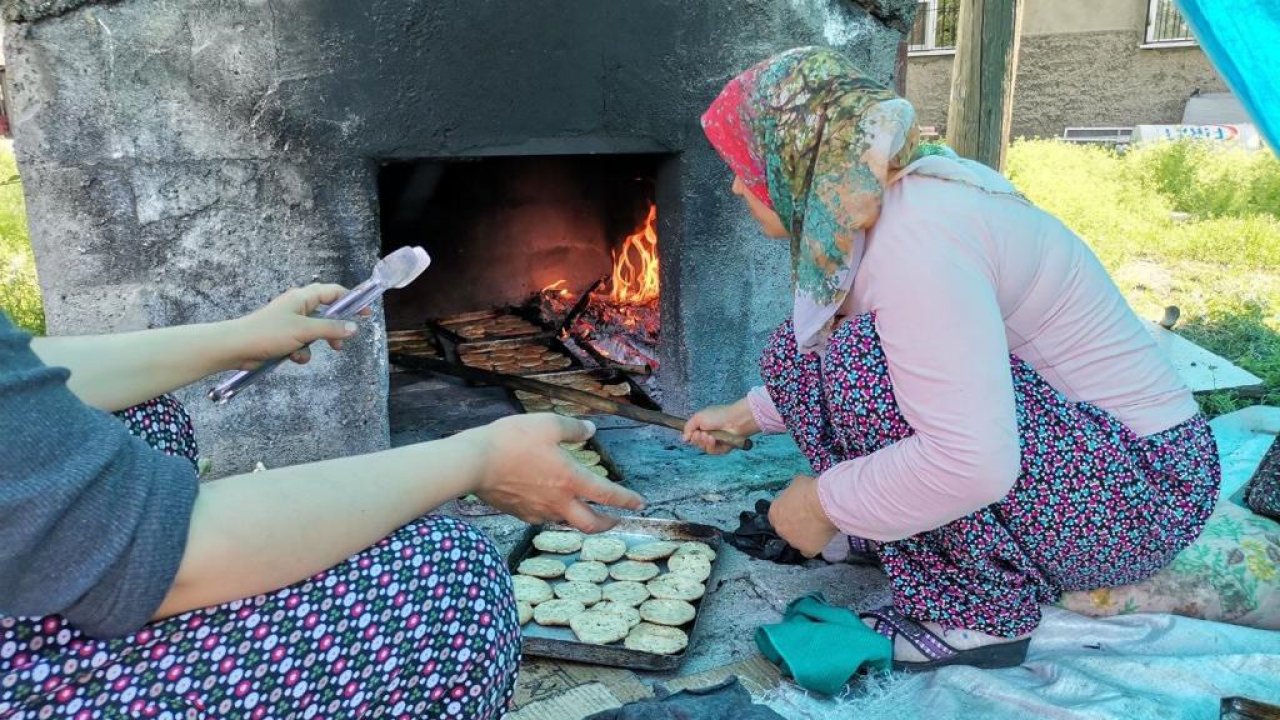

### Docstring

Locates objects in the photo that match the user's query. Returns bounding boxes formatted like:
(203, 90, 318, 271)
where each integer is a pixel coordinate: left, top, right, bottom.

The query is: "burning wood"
(539, 201, 661, 371)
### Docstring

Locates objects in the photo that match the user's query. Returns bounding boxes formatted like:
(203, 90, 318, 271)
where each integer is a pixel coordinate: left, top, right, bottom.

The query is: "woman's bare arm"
(156, 413, 646, 618)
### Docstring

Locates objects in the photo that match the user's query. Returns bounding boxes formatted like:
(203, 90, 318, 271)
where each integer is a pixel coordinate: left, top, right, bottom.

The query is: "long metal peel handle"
(207, 279, 383, 404)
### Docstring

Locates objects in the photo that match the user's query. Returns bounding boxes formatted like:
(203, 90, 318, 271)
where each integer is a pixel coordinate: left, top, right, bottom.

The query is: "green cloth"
(754, 593, 892, 696)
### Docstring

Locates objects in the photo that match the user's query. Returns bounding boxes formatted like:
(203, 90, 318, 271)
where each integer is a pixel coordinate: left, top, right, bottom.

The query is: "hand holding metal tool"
(208, 246, 432, 404)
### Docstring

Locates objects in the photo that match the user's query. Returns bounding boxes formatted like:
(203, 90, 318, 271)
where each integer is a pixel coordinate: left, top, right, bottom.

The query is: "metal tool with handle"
(208, 246, 432, 404)
(390, 352, 754, 452)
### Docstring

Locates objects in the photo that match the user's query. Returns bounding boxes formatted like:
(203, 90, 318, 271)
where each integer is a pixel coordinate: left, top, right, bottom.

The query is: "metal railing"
(910, 0, 961, 52)
(1146, 0, 1196, 44)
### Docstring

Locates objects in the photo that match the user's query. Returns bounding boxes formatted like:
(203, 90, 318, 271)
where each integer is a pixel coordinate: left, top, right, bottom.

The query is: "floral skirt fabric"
(1, 397, 520, 719)
(760, 316, 1221, 636)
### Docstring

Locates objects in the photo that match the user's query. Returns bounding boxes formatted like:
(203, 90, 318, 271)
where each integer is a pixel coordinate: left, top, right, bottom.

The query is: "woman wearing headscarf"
(683, 47, 1220, 670)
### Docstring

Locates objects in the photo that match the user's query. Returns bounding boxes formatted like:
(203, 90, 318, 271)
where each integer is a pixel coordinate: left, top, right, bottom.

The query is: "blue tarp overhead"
(1176, 0, 1280, 151)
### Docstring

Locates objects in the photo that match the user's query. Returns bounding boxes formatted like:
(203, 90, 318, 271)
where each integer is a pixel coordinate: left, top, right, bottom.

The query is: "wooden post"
(946, 0, 1024, 170)
(895, 37, 909, 96)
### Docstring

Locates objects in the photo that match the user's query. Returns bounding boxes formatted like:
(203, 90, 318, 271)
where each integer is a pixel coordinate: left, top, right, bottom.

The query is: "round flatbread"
(625, 541, 681, 562)
(517, 601, 534, 625)
(593, 601, 642, 628)
(639, 599, 696, 627)
(602, 581, 650, 607)
(533, 598, 586, 626)
(667, 553, 712, 581)
(533, 531, 583, 554)
(647, 573, 705, 601)
(610, 560, 660, 583)
(603, 382, 631, 397)
(581, 537, 628, 563)
(624, 623, 689, 655)
(569, 609, 631, 645)
(554, 581, 602, 605)
(513, 575, 554, 605)
(518, 556, 567, 579)
(565, 561, 609, 584)
(560, 441, 587, 452)
(568, 449, 601, 466)
(589, 464, 610, 478)
(672, 542, 716, 562)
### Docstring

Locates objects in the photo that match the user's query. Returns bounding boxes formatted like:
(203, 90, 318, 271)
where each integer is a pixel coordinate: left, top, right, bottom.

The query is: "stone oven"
(5, 0, 913, 472)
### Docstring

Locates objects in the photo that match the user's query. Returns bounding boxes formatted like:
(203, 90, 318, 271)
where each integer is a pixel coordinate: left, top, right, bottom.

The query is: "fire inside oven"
(377, 154, 669, 446)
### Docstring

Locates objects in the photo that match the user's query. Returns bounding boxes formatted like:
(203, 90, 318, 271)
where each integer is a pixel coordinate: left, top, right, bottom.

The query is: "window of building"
(909, 0, 960, 55)
(1145, 0, 1197, 46)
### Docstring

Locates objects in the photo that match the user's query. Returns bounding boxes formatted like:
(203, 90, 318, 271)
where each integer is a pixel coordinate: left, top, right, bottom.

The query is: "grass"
(1007, 139, 1280, 413)
(0, 141, 44, 335)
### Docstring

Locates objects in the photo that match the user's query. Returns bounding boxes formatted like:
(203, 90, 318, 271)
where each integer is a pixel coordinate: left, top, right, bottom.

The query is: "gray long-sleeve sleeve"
(0, 314, 199, 639)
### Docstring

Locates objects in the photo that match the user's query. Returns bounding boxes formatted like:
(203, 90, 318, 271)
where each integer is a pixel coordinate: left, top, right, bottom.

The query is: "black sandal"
(724, 499, 808, 565)
(861, 606, 1030, 672)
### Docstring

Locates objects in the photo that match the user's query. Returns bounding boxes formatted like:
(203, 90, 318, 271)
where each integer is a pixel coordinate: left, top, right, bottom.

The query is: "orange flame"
(541, 279, 572, 298)
(609, 202, 659, 305)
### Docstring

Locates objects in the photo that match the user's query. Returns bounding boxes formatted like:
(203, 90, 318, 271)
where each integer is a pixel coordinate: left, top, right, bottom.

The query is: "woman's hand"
(768, 475, 839, 556)
(225, 284, 370, 370)
(29, 283, 372, 412)
(682, 397, 760, 455)
(463, 414, 647, 533)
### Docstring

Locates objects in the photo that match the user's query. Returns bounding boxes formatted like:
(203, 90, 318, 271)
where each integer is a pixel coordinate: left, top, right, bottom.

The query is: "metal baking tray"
(386, 327, 444, 372)
(432, 307, 553, 344)
(509, 516, 723, 672)
(439, 336, 584, 381)
(509, 368, 659, 416)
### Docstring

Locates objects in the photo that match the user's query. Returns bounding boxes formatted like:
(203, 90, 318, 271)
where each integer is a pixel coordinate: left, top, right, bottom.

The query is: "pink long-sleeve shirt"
(748, 174, 1198, 542)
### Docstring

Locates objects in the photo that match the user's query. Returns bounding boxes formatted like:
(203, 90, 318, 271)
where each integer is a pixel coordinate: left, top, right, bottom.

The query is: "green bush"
(0, 144, 44, 335)
(1007, 139, 1280, 272)
(1125, 140, 1280, 221)
(1007, 139, 1280, 415)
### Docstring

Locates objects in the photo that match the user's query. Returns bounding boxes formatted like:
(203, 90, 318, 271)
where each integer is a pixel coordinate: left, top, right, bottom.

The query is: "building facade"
(906, 0, 1229, 139)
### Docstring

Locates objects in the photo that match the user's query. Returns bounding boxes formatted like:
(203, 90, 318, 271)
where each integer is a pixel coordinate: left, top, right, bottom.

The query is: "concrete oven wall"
(5, 0, 910, 473)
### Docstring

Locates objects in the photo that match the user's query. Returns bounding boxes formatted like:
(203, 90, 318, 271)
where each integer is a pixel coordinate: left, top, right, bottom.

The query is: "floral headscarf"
(702, 47, 957, 354)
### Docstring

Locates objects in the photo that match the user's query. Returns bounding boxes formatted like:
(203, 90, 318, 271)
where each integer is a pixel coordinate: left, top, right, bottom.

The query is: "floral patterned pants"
(761, 316, 1221, 637)
(1, 397, 520, 719)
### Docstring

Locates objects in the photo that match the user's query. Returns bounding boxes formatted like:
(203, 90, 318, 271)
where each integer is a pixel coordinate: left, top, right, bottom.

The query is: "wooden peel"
(390, 352, 754, 452)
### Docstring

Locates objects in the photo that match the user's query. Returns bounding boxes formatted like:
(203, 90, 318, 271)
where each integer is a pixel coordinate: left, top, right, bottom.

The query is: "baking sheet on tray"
(386, 327, 442, 355)
(509, 517, 723, 672)
(433, 307, 552, 343)
(443, 336, 583, 377)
